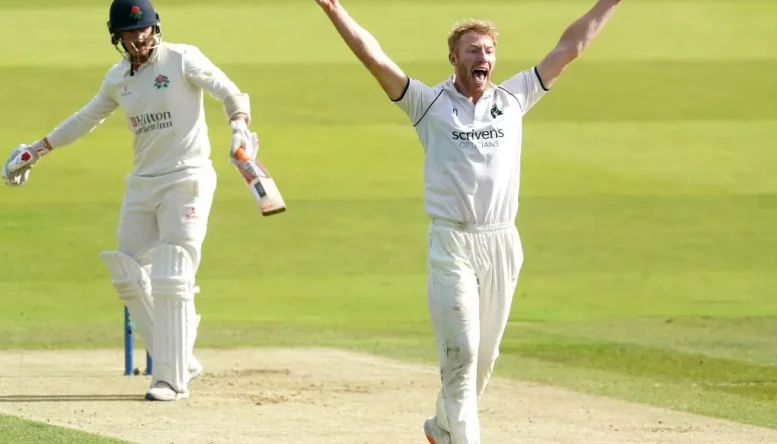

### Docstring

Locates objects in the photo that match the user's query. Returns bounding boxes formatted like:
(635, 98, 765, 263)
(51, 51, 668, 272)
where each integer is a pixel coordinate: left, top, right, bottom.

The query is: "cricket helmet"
(107, 0, 162, 61)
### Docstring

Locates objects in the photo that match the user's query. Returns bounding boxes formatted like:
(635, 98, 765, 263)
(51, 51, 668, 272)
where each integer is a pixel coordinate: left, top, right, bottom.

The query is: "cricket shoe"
(423, 416, 451, 444)
(145, 381, 190, 402)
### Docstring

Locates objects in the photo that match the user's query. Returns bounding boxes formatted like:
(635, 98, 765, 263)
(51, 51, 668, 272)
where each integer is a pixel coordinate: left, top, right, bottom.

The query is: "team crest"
(154, 74, 169, 89)
(490, 104, 503, 119)
(130, 6, 143, 19)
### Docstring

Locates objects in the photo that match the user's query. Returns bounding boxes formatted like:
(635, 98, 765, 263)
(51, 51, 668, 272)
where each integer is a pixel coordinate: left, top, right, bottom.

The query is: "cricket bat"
(233, 146, 287, 216)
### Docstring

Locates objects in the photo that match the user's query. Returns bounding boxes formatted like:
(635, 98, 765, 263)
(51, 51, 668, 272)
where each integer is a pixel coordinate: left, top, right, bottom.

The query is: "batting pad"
(187, 288, 201, 359)
(150, 244, 195, 392)
(100, 251, 155, 355)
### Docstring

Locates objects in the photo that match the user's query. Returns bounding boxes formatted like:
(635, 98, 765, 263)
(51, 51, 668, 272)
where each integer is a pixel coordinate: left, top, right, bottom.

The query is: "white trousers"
(117, 165, 217, 273)
(116, 165, 216, 389)
(427, 218, 523, 444)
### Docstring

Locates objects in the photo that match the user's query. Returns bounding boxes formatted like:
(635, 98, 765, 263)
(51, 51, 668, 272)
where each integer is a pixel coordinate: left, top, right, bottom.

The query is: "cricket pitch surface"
(0, 348, 774, 444)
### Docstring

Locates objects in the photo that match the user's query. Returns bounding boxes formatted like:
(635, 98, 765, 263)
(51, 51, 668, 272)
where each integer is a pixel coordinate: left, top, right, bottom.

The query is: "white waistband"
(125, 164, 215, 187)
(430, 218, 514, 233)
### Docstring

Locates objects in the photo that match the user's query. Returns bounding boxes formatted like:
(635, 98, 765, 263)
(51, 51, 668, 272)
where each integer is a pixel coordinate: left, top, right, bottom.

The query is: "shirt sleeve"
(392, 77, 441, 126)
(182, 45, 242, 100)
(46, 79, 119, 148)
(499, 67, 549, 115)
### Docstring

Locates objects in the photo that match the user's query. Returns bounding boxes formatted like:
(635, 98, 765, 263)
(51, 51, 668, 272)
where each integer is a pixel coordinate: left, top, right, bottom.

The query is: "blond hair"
(447, 19, 499, 53)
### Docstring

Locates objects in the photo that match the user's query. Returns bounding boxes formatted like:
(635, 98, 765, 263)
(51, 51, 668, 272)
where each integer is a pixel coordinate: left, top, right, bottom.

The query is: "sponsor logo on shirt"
(452, 128, 505, 149)
(129, 111, 173, 134)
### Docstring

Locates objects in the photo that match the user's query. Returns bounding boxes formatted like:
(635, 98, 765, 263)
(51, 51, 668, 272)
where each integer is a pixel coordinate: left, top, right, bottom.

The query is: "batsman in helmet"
(1, 0, 259, 401)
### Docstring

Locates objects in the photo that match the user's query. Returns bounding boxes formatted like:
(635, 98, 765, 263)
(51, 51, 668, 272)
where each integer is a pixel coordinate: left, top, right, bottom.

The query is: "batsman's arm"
(3, 81, 117, 186)
(35, 81, 119, 154)
(536, 0, 622, 89)
(182, 45, 255, 164)
(182, 46, 251, 124)
(316, 0, 408, 102)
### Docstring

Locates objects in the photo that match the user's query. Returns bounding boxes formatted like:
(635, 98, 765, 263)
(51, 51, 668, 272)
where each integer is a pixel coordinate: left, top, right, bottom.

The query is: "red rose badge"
(154, 75, 169, 89)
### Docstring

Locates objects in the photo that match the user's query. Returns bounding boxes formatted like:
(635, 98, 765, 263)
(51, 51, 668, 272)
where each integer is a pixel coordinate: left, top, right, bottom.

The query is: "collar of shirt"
(444, 74, 497, 101)
(122, 45, 162, 77)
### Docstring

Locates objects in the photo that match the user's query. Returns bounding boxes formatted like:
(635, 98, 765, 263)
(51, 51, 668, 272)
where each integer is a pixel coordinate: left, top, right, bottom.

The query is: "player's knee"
(100, 250, 151, 301)
(159, 235, 202, 271)
(441, 334, 478, 396)
(150, 244, 195, 301)
(116, 227, 154, 260)
(181, 244, 200, 270)
(446, 342, 477, 374)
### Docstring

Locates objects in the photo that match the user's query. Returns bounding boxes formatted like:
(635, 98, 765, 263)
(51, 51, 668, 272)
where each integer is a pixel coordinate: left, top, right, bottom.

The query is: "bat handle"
(234, 146, 250, 162)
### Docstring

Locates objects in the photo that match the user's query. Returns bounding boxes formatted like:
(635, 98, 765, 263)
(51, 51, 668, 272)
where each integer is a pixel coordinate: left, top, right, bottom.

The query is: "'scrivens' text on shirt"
(451, 128, 505, 149)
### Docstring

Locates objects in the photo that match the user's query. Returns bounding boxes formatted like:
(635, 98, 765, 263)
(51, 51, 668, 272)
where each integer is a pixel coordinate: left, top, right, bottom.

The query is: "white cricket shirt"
(394, 67, 548, 225)
(46, 42, 244, 177)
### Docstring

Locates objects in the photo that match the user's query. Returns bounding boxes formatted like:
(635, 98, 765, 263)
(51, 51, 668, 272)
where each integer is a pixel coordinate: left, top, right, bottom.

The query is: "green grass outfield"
(1, 0, 776, 442)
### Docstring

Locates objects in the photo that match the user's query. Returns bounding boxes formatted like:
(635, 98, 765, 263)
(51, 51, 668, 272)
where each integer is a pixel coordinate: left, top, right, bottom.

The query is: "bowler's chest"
(426, 92, 521, 157)
(446, 94, 513, 126)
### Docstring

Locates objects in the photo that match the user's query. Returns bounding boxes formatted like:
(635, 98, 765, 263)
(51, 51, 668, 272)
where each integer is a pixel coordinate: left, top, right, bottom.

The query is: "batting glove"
(229, 119, 258, 165)
(2, 141, 49, 187)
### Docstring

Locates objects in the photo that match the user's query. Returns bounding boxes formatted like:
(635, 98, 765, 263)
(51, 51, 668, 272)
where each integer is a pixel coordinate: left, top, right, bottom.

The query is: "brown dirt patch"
(0, 348, 774, 443)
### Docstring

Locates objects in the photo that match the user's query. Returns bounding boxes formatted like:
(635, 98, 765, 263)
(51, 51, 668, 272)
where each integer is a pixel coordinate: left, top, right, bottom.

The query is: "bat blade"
(234, 148, 286, 216)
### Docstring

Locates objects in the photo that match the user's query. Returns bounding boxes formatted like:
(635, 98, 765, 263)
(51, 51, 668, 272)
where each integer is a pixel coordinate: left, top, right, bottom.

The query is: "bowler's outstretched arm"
(536, 0, 622, 89)
(315, 0, 409, 101)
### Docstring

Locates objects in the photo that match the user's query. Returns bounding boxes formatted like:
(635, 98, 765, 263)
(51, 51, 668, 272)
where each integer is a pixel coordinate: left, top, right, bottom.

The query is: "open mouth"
(472, 68, 489, 82)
